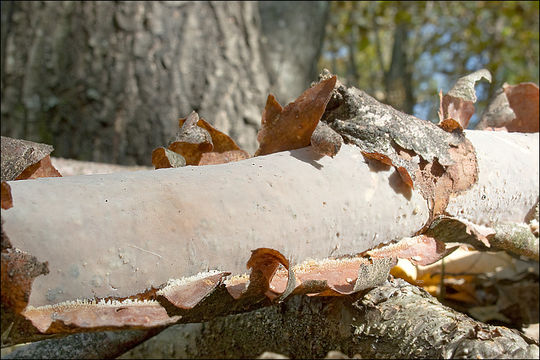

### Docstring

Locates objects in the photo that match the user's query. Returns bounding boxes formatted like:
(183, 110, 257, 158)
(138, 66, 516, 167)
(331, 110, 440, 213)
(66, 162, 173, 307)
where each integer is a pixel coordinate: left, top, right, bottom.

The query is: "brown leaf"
(396, 166, 414, 189)
(151, 147, 186, 169)
(255, 76, 337, 156)
(1, 181, 13, 210)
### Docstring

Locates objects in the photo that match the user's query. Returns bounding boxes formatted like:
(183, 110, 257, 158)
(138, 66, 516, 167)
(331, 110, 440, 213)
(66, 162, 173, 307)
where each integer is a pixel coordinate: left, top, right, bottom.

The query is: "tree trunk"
(384, 22, 415, 115)
(258, 1, 329, 104)
(0, 1, 328, 165)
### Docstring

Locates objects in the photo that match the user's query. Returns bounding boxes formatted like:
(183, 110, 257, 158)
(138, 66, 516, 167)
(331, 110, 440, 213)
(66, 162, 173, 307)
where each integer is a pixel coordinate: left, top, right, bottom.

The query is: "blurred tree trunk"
(258, 1, 329, 104)
(384, 22, 415, 115)
(0, 1, 328, 165)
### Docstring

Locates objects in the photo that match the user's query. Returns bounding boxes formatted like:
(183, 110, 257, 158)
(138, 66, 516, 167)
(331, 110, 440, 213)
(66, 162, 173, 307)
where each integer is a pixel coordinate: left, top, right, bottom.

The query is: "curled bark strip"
(151, 147, 186, 169)
(163, 111, 249, 166)
(156, 271, 231, 310)
(1, 182, 13, 210)
(14, 155, 62, 180)
(361, 152, 393, 166)
(179, 113, 244, 154)
(414, 137, 478, 218)
(268, 256, 394, 298)
(425, 216, 493, 250)
(426, 216, 540, 261)
(310, 120, 343, 158)
(501, 83, 539, 133)
(487, 223, 539, 261)
(396, 166, 414, 189)
(438, 118, 463, 133)
(12, 248, 401, 339)
(169, 112, 214, 165)
(447, 69, 492, 103)
(244, 248, 294, 301)
(366, 235, 454, 266)
(437, 69, 492, 129)
(22, 300, 180, 334)
(322, 74, 479, 216)
(1, 136, 58, 182)
(479, 82, 539, 132)
(1, 250, 49, 314)
(198, 149, 251, 165)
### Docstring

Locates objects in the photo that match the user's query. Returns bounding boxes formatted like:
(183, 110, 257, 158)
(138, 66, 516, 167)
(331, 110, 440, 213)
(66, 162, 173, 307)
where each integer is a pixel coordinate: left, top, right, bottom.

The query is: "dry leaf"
(255, 76, 337, 156)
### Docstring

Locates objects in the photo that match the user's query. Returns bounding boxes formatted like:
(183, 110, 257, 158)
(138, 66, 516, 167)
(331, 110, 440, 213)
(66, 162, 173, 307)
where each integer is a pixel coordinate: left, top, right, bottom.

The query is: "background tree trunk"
(0, 1, 328, 165)
(258, 1, 329, 104)
(384, 22, 415, 114)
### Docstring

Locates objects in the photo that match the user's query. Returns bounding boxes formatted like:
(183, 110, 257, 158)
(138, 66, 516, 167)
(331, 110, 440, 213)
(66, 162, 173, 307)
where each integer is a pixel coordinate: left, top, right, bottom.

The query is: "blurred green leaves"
(320, 1, 539, 124)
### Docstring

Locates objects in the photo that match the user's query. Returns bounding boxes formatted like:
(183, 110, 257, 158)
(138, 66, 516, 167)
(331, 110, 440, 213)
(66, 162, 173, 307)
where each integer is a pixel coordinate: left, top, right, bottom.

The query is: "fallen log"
(1, 72, 538, 348)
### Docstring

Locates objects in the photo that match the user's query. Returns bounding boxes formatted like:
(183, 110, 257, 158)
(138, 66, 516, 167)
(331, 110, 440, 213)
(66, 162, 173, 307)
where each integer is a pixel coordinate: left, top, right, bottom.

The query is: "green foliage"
(320, 1, 539, 124)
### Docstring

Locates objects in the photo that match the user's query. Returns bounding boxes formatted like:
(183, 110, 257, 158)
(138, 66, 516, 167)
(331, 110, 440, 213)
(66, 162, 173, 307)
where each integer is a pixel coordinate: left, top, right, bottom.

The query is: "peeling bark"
(117, 278, 539, 359)
(1, 75, 538, 346)
(5, 279, 537, 359)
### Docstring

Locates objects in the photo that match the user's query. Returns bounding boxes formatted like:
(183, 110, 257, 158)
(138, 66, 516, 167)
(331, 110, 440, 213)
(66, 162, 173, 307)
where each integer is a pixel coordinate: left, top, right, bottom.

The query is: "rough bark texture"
(4, 278, 537, 359)
(115, 278, 538, 359)
(0, 1, 328, 165)
(2, 328, 162, 359)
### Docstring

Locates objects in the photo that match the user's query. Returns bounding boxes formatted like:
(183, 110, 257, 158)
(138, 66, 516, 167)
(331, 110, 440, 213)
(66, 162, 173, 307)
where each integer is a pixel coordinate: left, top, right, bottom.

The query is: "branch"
(1, 73, 538, 346)
(8, 278, 537, 359)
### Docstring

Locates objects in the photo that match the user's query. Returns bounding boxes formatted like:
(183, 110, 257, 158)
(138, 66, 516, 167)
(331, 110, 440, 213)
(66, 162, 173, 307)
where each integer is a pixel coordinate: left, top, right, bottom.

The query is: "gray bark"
(258, 1, 329, 104)
(119, 278, 539, 359)
(6, 278, 534, 359)
(1, 1, 328, 165)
